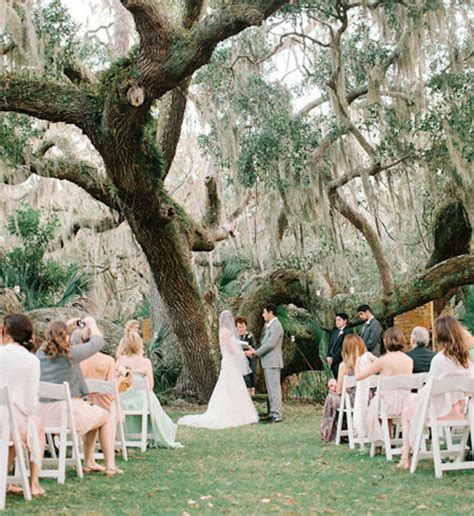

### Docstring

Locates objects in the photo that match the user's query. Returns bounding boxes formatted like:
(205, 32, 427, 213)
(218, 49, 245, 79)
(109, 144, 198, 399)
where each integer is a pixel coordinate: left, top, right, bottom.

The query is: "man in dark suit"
(405, 326, 435, 373)
(327, 312, 351, 378)
(357, 304, 383, 357)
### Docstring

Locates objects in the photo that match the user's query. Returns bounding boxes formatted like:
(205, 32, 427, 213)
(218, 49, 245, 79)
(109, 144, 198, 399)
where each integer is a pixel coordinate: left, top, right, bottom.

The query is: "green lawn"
(6, 402, 474, 515)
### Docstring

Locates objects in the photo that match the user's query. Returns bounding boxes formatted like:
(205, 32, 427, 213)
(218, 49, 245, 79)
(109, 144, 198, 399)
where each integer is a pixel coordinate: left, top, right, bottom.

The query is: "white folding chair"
(335, 375, 356, 449)
(39, 381, 83, 484)
(0, 386, 31, 511)
(370, 374, 426, 461)
(353, 376, 378, 451)
(85, 379, 128, 461)
(410, 376, 474, 478)
(122, 376, 151, 453)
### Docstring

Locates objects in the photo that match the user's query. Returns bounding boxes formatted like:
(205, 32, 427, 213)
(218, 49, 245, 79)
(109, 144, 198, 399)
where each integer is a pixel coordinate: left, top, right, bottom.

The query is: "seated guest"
(405, 326, 435, 373)
(76, 327, 116, 412)
(320, 334, 367, 443)
(0, 314, 45, 496)
(235, 316, 257, 395)
(116, 319, 140, 358)
(116, 332, 183, 448)
(326, 312, 351, 379)
(400, 316, 474, 469)
(37, 318, 122, 476)
(356, 328, 413, 444)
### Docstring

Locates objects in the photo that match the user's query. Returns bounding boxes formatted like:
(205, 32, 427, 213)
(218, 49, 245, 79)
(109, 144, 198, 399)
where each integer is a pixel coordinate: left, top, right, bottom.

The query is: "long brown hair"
(383, 327, 407, 352)
(42, 321, 71, 359)
(434, 316, 470, 368)
(341, 334, 367, 369)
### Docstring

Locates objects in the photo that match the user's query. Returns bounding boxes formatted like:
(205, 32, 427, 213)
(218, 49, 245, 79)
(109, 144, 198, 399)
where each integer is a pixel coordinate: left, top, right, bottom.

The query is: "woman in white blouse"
(399, 316, 474, 469)
(0, 314, 45, 496)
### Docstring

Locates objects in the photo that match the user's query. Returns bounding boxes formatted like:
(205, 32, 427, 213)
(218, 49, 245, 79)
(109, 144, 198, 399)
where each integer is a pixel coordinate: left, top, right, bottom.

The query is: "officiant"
(235, 316, 257, 395)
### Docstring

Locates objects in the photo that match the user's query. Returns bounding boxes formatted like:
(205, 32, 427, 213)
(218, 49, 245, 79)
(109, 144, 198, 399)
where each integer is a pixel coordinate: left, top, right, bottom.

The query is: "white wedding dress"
(178, 311, 259, 430)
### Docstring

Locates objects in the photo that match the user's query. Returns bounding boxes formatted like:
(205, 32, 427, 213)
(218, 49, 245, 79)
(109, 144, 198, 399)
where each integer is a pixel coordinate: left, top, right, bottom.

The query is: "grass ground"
(6, 402, 474, 515)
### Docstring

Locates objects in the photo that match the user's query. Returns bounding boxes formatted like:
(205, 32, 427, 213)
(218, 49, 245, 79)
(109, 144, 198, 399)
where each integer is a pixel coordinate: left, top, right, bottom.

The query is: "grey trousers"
(264, 367, 282, 419)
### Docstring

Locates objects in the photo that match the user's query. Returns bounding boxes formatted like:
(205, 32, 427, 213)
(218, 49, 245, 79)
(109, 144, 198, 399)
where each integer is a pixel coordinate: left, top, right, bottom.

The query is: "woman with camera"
(36, 317, 123, 476)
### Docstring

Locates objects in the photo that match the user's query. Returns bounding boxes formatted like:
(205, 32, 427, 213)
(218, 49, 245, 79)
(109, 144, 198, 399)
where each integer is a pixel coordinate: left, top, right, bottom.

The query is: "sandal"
(6, 485, 23, 495)
(397, 458, 410, 470)
(83, 463, 106, 473)
(106, 467, 124, 477)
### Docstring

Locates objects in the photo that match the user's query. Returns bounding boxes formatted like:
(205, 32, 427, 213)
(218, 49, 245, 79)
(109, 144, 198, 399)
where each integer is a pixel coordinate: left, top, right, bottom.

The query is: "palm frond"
(56, 270, 93, 307)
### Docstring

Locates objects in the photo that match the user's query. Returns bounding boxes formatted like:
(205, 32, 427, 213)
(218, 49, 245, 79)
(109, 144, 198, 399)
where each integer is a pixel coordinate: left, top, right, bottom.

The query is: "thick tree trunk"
(127, 214, 217, 402)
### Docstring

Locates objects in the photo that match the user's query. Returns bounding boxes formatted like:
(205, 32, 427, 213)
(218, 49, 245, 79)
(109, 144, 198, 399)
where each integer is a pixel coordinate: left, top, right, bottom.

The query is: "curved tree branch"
(0, 75, 99, 134)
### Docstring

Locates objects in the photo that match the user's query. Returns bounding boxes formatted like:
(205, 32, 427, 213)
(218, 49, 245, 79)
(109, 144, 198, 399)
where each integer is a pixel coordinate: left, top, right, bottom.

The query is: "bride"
(178, 310, 259, 429)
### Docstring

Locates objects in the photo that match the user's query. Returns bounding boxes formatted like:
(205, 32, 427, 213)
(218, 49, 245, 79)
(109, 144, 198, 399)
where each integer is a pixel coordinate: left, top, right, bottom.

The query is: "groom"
(246, 303, 284, 424)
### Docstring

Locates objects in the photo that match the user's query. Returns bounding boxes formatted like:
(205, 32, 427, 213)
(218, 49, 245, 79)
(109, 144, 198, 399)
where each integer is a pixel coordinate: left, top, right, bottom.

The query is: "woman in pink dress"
(0, 314, 45, 496)
(356, 328, 413, 445)
(399, 316, 474, 469)
(37, 318, 122, 476)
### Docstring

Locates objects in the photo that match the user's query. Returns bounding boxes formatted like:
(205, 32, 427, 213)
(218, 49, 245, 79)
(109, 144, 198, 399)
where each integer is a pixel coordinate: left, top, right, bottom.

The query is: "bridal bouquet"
(116, 365, 132, 393)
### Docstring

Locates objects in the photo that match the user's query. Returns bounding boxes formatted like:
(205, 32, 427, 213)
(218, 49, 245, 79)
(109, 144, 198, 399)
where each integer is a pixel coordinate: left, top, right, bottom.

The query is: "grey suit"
(256, 317, 284, 419)
(360, 317, 382, 357)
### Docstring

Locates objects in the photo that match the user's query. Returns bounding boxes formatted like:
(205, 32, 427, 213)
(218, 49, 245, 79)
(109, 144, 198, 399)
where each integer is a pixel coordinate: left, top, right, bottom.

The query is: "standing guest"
(326, 313, 351, 378)
(357, 304, 383, 357)
(399, 316, 474, 469)
(116, 319, 140, 358)
(405, 326, 436, 373)
(235, 316, 257, 395)
(356, 328, 413, 444)
(116, 332, 183, 448)
(37, 318, 122, 476)
(320, 335, 368, 443)
(0, 314, 45, 496)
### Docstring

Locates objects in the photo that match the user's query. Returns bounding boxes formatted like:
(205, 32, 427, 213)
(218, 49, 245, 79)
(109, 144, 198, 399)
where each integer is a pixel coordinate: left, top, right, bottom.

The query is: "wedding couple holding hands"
(178, 304, 284, 430)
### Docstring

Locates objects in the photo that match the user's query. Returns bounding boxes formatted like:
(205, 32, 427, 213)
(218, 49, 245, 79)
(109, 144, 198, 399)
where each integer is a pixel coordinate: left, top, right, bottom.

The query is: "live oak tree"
(0, 0, 292, 401)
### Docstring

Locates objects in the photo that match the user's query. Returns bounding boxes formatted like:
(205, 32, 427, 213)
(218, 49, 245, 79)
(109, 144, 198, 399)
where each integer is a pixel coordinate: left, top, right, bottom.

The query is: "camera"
(77, 319, 86, 328)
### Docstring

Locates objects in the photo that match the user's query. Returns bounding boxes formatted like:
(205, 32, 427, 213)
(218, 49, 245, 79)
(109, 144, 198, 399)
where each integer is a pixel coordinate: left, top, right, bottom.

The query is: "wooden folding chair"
(39, 381, 83, 484)
(335, 375, 356, 449)
(370, 374, 425, 461)
(85, 379, 128, 461)
(122, 376, 151, 453)
(410, 376, 474, 478)
(0, 386, 31, 511)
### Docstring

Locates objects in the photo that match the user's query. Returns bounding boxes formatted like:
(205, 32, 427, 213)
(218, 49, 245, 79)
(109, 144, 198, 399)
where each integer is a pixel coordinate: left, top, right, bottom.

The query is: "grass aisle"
(7, 403, 474, 514)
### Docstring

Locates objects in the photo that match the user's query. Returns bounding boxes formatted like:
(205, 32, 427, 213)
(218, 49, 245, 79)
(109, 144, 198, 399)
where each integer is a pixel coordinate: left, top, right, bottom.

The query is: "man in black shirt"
(405, 326, 435, 373)
(327, 312, 351, 378)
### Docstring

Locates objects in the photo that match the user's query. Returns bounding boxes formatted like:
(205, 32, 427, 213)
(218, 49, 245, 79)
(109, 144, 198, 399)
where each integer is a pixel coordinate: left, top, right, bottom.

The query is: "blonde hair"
(116, 320, 140, 358)
(117, 331, 144, 357)
(434, 316, 471, 368)
(341, 334, 367, 369)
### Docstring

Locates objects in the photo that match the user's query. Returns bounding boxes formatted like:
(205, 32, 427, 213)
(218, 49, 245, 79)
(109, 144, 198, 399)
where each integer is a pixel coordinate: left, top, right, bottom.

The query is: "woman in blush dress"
(320, 334, 369, 443)
(37, 318, 122, 476)
(356, 328, 413, 445)
(178, 310, 259, 430)
(399, 316, 474, 469)
(116, 332, 182, 448)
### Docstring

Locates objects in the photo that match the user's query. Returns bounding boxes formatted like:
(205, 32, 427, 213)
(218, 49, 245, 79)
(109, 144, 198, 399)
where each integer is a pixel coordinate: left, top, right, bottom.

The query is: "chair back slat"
(39, 381, 69, 400)
(430, 376, 474, 395)
(86, 379, 116, 396)
(131, 376, 149, 391)
(343, 375, 357, 389)
(378, 373, 424, 392)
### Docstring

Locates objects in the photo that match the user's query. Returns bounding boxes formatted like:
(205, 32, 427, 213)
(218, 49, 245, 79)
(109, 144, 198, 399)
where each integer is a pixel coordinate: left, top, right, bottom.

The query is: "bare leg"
(97, 418, 117, 474)
(400, 396, 416, 463)
(30, 425, 46, 496)
(83, 428, 100, 468)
